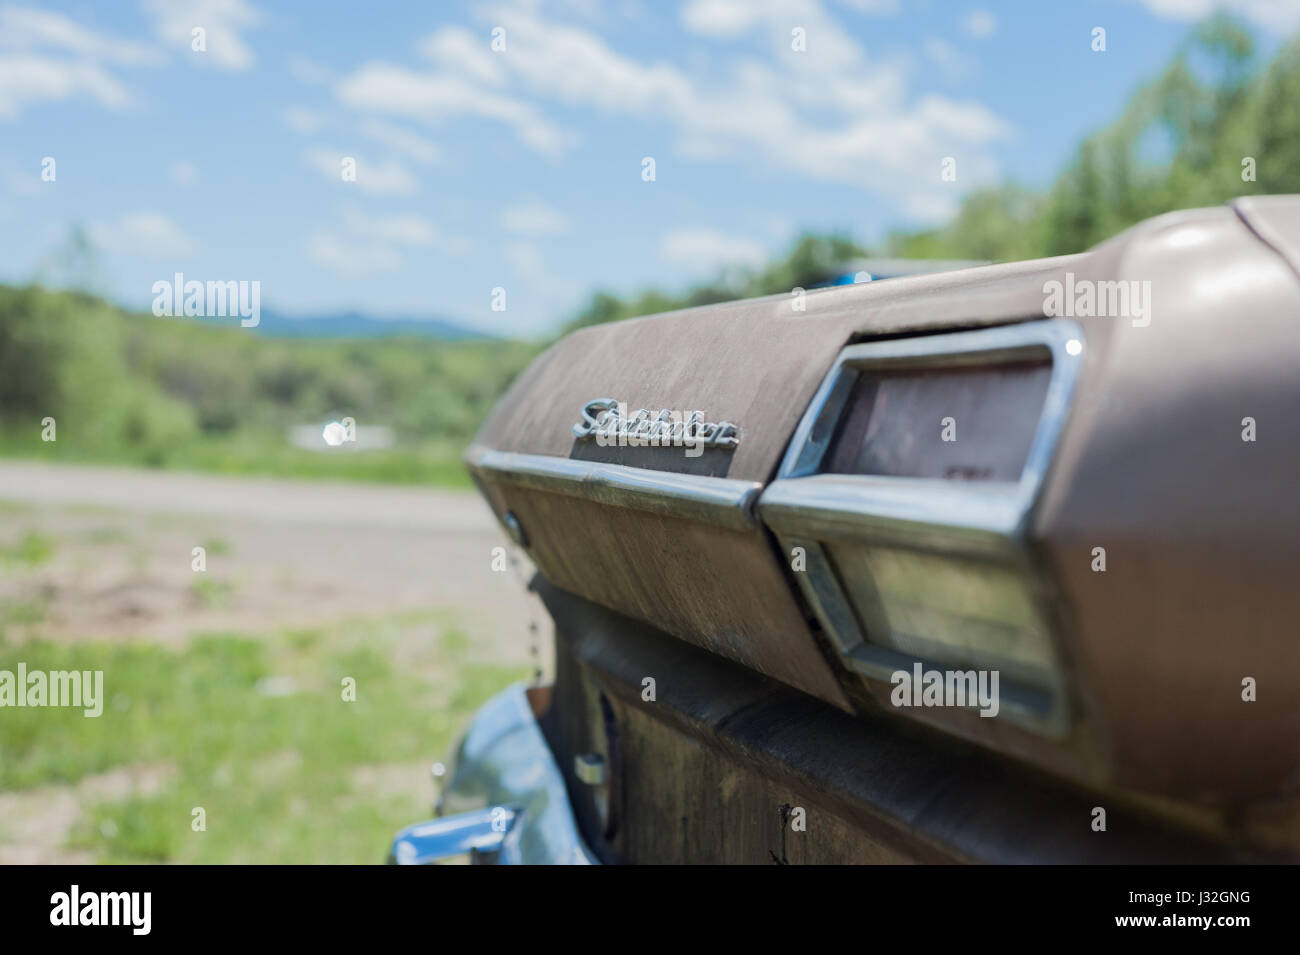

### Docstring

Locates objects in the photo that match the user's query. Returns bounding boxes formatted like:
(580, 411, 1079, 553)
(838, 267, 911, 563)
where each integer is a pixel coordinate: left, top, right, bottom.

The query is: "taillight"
(759, 320, 1084, 735)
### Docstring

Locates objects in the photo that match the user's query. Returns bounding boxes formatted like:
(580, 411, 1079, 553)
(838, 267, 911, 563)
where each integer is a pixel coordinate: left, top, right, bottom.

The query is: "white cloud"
(0, 7, 158, 64)
(0, 6, 163, 119)
(88, 212, 196, 258)
(0, 55, 131, 118)
(417, 26, 506, 86)
(490, 10, 693, 112)
(660, 228, 767, 271)
(964, 10, 997, 38)
(171, 160, 198, 185)
(306, 230, 401, 277)
(681, 0, 765, 37)
(502, 199, 571, 236)
(284, 106, 325, 134)
(304, 147, 420, 197)
(359, 118, 440, 164)
(332, 1, 1009, 219)
(341, 204, 442, 246)
(305, 203, 465, 278)
(287, 54, 332, 85)
(1133, 0, 1300, 33)
(506, 241, 546, 280)
(336, 63, 567, 156)
(837, 0, 901, 12)
(141, 0, 263, 71)
(923, 37, 976, 81)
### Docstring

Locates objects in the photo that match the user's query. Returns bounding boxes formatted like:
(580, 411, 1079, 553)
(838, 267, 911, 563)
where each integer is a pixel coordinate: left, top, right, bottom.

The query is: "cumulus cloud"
(306, 229, 401, 277)
(304, 147, 420, 197)
(0, 7, 157, 64)
(88, 211, 196, 257)
(1133, 0, 1300, 33)
(141, 0, 263, 71)
(336, 63, 567, 156)
(306, 203, 465, 278)
(340, 204, 447, 247)
(685, 0, 897, 36)
(660, 228, 767, 271)
(964, 10, 997, 38)
(329, 0, 1009, 219)
(170, 160, 198, 185)
(506, 241, 546, 280)
(924, 37, 976, 82)
(680, 0, 765, 37)
(287, 54, 332, 85)
(0, 55, 131, 118)
(359, 118, 440, 164)
(837, 0, 902, 12)
(417, 26, 506, 86)
(0, 6, 160, 118)
(283, 106, 325, 134)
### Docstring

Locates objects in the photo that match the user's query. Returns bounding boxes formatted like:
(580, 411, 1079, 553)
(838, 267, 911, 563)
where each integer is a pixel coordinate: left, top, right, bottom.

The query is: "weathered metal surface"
(538, 578, 1270, 864)
(471, 199, 1300, 810)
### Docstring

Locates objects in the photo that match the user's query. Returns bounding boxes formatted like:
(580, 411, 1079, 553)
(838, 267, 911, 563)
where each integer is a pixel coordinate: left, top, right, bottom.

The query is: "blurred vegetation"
(887, 16, 1298, 259)
(562, 233, 867, 333)
(0, 284, 537, 486)
(1, 15, 1296, 485)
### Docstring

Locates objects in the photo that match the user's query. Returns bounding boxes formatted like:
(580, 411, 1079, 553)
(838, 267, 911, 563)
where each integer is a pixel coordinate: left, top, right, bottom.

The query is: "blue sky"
(1, 0, 1296, 336)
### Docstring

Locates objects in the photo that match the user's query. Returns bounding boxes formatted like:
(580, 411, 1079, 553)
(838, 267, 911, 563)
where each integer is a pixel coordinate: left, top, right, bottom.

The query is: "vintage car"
(391, 197, 1300, 864)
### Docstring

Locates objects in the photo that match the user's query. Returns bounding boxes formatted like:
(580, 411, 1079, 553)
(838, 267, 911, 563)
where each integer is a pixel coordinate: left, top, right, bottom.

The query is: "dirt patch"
(0, 763, 175, 865)
(0, 466, 545, 669)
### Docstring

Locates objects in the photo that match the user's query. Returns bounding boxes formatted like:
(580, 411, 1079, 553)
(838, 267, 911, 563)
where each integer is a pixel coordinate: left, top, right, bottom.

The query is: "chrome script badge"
(572, 398, 740, 458)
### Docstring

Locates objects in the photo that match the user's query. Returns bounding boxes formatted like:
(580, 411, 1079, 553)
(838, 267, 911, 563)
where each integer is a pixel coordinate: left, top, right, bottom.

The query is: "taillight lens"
(759, 320, 1084, 734)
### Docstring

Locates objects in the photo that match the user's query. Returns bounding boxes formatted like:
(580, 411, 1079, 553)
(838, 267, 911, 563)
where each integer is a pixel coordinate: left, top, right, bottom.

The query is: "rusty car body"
(393, 197, 1300, 865)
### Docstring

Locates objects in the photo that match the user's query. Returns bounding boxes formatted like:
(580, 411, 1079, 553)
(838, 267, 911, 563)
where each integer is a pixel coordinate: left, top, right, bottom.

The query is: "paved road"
(0, 461, 541, 661)
(0, 461, 497, 531)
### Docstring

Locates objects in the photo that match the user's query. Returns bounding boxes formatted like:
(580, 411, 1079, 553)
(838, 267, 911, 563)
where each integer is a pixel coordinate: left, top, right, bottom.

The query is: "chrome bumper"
(389, 683, 597, 865)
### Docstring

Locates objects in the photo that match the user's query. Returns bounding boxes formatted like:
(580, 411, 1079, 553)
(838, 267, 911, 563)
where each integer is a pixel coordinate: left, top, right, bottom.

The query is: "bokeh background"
(2, 0, 1299, 862)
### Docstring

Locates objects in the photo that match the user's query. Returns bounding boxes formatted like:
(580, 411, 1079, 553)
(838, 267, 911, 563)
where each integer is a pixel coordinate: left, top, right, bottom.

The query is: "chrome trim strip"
(777, 319, 1084, 497)
(467, 446, 762, 532)
(761, 476, 1027, 553)
(390, 807, 518, 864)
(766, 319, 1083, 539)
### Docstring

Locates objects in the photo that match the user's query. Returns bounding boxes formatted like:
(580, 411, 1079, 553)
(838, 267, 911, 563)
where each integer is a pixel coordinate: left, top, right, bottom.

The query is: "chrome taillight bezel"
(759, 319, 1085, 736)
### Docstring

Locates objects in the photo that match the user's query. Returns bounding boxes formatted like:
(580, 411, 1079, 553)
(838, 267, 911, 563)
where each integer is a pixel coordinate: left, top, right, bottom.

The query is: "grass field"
(0, 468, 536, 864)
(0, 617, 525, 864)
(0, 430, 477, 488)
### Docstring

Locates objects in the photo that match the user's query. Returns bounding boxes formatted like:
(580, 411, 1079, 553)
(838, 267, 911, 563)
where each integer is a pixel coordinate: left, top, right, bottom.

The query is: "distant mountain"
(250, 308, 491, 341)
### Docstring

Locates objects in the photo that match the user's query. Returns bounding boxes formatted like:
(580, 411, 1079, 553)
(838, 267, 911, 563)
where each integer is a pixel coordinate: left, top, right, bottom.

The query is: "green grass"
(0, 595, 49, 627)
(0, 530, 55, 567)
(0, 430, 476, 488)
(201, 537, 231, 556)
(189, 577, 236, 609)
(0, 620, 526, 863)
